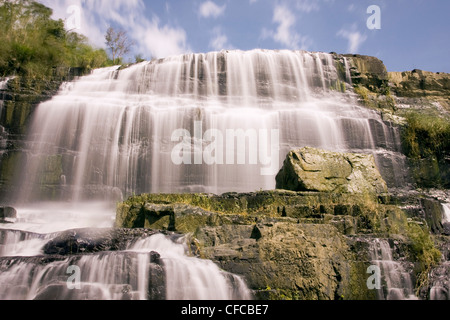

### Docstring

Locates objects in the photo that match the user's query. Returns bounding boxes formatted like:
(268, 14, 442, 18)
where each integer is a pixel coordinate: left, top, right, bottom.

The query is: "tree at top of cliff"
(0, 0, 111, 79)
(105, 26, 134, 65)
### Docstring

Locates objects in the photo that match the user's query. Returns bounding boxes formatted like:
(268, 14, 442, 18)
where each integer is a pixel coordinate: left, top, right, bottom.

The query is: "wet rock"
(420, 199, 445, 234)
(43, 228, 162, 255)
(0, 206, 17, 223)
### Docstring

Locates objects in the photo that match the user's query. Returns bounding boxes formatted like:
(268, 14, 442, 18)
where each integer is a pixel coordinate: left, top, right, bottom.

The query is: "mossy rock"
(275, 147, 389, 196)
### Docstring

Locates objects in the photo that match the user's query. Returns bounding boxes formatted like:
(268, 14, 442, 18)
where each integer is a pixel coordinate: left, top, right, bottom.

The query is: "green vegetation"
(354, 85, 396, 111)
(401, 111, 450, 160)
(406, 223, 442, 295)
(0, 0, 112, 80)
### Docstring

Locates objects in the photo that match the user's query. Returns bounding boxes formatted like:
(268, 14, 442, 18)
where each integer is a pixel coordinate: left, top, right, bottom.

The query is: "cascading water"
(0, 77, 13, 152)
(442, 203, 450, 223)
(427, 203, 450, 300)
(1, 49, 411, 300)
(14, 49, 407, 203)
(0, 211, 251, 300)
(369, 238, 417, 300)
(130, 234, 252, 300)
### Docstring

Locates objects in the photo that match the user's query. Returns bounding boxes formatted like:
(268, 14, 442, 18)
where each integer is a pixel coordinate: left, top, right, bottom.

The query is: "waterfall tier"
(16, 50, 408, 202)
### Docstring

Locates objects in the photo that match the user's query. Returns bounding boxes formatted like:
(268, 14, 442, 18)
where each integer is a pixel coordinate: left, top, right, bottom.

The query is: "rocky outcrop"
(43, 228, 165, 255)
(389, 70, 450, 111)
(0, 206, 16, 223)
(275, 147, 388, 196)
(115, 190, 443, 300)
(195, 220, 373, 300)
(345, 54, 390, 95)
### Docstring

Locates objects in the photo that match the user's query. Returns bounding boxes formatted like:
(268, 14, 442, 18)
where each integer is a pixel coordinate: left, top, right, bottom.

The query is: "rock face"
(43, 228, 163, 255)
(275, 147, 388, 195)
(115, 190, 444, 300)
(389, 70, 450, 110)
(0, 206, 17, 223)
(345, 54, 390, 95)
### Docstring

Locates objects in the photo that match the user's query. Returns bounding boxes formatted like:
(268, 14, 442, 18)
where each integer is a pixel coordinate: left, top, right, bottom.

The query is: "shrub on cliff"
(402, 112, 450, 160)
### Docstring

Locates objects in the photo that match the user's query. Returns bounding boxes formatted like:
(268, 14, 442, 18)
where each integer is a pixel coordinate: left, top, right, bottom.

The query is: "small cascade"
(442, 203, 450, 223)
(427, 203, 450, 300)
(130, 234, 252, 300)
(369, 238, 417, 300)
(429, 261, 450, 300)
(0, 229, 51, 257)
(0, 77, 13, 151)
(0, 206, 251, 300)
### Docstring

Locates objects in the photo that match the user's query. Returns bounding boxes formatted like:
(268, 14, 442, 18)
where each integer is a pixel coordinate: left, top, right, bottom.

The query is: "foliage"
(401, 111, 450, 160)
(354, 85, 396, 111)
(406, 223, 442, 294)
(0, 0, 112, 80)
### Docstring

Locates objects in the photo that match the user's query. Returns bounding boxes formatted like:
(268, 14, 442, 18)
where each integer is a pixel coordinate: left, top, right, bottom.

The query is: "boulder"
(0, 206, 17, 223)
(275, 147, 388, 195)
(43, 228, 163, 255)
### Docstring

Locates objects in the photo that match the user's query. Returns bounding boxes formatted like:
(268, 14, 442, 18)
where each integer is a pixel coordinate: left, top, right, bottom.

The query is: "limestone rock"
(345, 54, 390, 95)
(275, 147, 388, 195)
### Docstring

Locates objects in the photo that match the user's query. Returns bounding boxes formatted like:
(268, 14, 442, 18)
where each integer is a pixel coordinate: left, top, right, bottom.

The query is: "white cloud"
(273, 5, 300, 48)
(295, 0, 320, 13)
(37, 0, 189, 59)
(209, 27, 233, 51)
(199, 1, 226, 19)
(337, 27, 367, 53)
(262, 4, 311, 50)
(135, 18, 189, 59)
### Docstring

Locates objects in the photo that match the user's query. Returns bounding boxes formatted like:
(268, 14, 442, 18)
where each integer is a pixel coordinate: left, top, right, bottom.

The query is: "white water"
(0, 202, 115, 258)
(369, 239, 417, 300)
(130, 234, 252, 300)
(14, 49, 406, 203)
(442, 203, 450, 223)
(0, 77, 12, 147)
(0, 213, 251, 300)
(0, 77, 13, 91)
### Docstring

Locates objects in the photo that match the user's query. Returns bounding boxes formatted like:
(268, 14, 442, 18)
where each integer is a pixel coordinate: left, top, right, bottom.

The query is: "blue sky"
(38, 0, 450, 73)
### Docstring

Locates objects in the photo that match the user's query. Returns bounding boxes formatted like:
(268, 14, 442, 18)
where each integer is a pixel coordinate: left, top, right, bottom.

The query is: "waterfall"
(0, 49, 413, 300)
(0, 208, 251, 300)
(442, 203, 450, 223)
(369, 239, 417, 300)
(428, 203, 450, 300)
(14, 49, 407, 203)
(0, 77, 13, 151)
(130, 234, 252, 300)
(0, 229, 51, 257)
(0, 77, 13, 91)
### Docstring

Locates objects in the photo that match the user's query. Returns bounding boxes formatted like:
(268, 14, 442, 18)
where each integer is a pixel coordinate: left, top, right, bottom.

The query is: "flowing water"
(442, 203, 450, 223)
(0, 205, 250, 300)
(369, 238, 417, 300)
(0, 77, 13, 151)
(0, 49, 413, 300)
(428, 203, 450, 300)
(14, 49, 408, 202)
